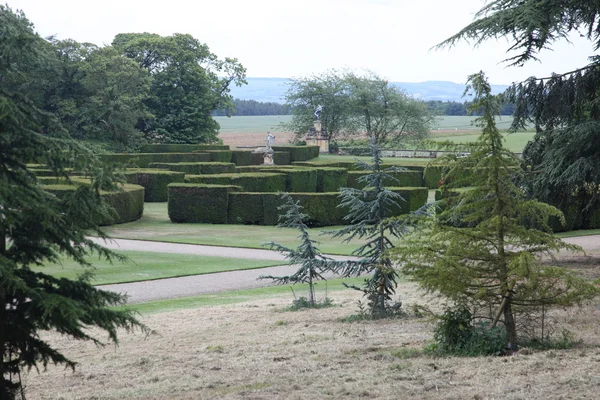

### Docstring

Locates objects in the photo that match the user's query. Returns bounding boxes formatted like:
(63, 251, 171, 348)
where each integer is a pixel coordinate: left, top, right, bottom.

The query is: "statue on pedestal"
(314, 105, 323, 121)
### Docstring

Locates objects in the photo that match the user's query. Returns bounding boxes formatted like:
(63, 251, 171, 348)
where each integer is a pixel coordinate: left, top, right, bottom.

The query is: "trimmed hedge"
(100, 152, 211, 168)
(235, 165, 296, 173)
(272, 145, 320, 162)
(43, 183, 144, 226)
(227, 193, 270, 224)
(230, 150, 253, 166)
(290, 193, 347, 226)
(292, 161, 360, 171)
(273, 151, 291, 165)
(168, 183, 241, 223)
(202, 150, 233, 163)
(185, 172, 286, 192)
(388, 187, 429, 215)
(346, 170, 423, 189)
(314, 167, 348, 192)
(123, 169, 185, 202)
(140, 144, 229, 153)
(148, 162, 236, 175)
(261, 168, 318, 192)
(251, 152, 264, 165)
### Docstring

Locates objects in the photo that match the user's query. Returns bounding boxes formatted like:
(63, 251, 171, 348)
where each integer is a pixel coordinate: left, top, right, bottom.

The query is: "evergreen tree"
(392, 72, 599, 349)
(260, 194, 351, 306)
(0, 6, 145, 398)
(437, 0, 600, 229)
(327, 139, 422, 317)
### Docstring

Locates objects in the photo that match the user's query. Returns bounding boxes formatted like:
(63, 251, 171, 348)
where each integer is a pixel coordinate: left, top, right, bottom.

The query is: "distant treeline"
(218, 99, 515, 116)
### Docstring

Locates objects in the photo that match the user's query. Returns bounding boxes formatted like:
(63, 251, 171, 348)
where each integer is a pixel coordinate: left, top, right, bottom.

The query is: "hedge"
(43, 183, 144, 226)
(387, 187, 429, 215)
(140, 144, 229, 153)
(30, 167, 74, 177)
(289, 193, 347, 226)
(230, 150, 253, 166)
(273, 151, 291, 165)
(167, 183, 241, 223)
(227, 193, 270, 225)
(271, 145, 320, 162)
(292, 161, 360, 171)
(314, 167, 348, 192)
(202, 150, 233, 163)
(148, 162, 236, 175)
(251, 152, 264, 165)
(123, 169, 185, 202)
(346, 170, 423, 189)
(235, 165, 296, 173)
(100, 153, 211, 168)
(261, 168, 318, 192)
(185, 172, 286, 192)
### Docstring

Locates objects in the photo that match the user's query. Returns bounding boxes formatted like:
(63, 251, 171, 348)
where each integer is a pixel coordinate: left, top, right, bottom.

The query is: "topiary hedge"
(387, 187, 429, 215)
(272, 145, 320, 162)
(314, 167, 348, 192)
(140, 144, 229, 153)
(273, 151, 291, 165)
(251, 152, 264, 165)
(148, 162, 236, 175)
(261, 168, 318, 192)
(292, 160, 360, 171)
(202, 150, 233, 163)
(168, 183, 241, 224)
(185, 172, 286, 192)
(289, 193, 347, 226)
(123, 169, 185, 202)
(43, 183, 144, 226)
(346, 170, 423, 189)
(227, 193, 270, 224)
(100, 153, 211, 168)
(230, 150, 253, 166)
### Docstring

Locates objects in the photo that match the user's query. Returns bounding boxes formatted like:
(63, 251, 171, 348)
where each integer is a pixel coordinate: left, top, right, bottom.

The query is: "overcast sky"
(10, 0, 595, 85)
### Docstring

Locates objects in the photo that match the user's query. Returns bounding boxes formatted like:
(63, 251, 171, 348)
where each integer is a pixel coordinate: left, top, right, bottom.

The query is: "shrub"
(148, 162, 236, 175)
(167, 183, 240, 223)
(185, 172, 286, 192)
(123, 169, 185, 202)
(273, 151, 291, 165)
(230, 150, 253, 166)
(272, 145, 320, 161)
(314, 167, 348, 192)
(100, 152, 211, 168)
(140, 144, 229, 153)
(202, 150, 232, 163)
(261, 168, 318, 192)
(346, 170, 423, 189)
(292, 161, 360, 171)
(387, 187, 428, 215)
(290, 193, 347, 226)
(227, 193, 266, 224)
(251, 152, 264, 165)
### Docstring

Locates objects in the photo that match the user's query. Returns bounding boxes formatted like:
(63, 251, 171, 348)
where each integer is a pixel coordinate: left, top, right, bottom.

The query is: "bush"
(148, 162, 236, 175)
(227, 193, 267, 224)
(43, 183, 144, 226)
(185, 172, 287, 192)
(140, 144, 229, 153)
(235, 165, 296, 173)
(230, 150, 253, 166)
(251, 152, 264, 165)
(273, 151, 291, 165)
(272, 145, 320, 162)
(167, 183, 240, 223)
(261, 168, 318, 192)
(346, 170, 423, 189)
(290, 193, 347, 226)
(314, 167, 348, 192)
(100, 152, 211, 168)
(387, 187, 428, 215)
(293, 161, 360, 171)
(202, 150, 233, 163)
(123, 169, 185, 202)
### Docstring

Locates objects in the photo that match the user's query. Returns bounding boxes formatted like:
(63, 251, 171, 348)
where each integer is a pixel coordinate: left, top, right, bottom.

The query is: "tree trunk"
(503, 299, 518, 351)
(308, 275, 315, 306)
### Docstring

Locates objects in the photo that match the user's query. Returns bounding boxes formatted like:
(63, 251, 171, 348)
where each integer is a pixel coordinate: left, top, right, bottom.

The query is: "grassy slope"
(34, 250, 282, 285)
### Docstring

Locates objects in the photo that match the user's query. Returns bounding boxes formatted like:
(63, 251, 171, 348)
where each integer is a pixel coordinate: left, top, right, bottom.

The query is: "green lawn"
(34, 250, 283, 285)
(126, 276, 368, 314)
(431, 130, 535, 153)
(101, 203, 368, 255)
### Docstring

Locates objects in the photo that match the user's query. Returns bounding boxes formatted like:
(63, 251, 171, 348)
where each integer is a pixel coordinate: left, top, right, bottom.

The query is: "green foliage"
(314, 167, 348, 192)
(202, 150, 233, 163)
(185, 173, 287, 192)
(113, 32, 246, 144)
(290, 193, 347, 227)
(260, 193, 353, 305)
(167, 183, 240, 223)
(393, 72, 600, 349)
(293, 160, 360, 171)
(261, 168, 318, 192)
(123, 169, 185, 202)
(140, 144, 229, 152)
(271, 145, 320, 162)
(230, 150, 253, 166)
(100, 152, 211, 168)
(284, 296, 334, 311)
(0, 7, 146, 396)
(346, 170, 423, 189)
(148, 162, 236, 175)
(273, 151, 291, 165)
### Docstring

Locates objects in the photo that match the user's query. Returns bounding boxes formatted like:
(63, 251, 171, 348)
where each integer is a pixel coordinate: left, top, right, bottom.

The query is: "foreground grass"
(127, 276, 367, 314)
(34, 250, 282, 285)
(101, 203, 367, 255)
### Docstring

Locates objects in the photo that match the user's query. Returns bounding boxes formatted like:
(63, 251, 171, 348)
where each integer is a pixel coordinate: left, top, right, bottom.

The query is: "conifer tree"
(260, 194, 352, 306)
(327, 139, 422, 317)
(392, 72, 599, 349)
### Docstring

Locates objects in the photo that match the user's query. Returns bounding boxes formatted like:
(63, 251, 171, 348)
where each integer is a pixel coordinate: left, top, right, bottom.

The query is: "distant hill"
(229, 77, 509, 103)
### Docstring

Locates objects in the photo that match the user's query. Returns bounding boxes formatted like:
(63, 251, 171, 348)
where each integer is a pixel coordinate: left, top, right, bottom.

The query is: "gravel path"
(93, 235, 599, 304)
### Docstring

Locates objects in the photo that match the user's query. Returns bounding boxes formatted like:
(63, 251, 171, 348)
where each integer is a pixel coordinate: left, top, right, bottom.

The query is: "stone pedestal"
(306, 120, 329, 153)
(263, 149, 274, 165)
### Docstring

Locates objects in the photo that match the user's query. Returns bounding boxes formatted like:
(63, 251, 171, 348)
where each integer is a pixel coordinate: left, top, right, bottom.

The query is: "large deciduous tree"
(112, 33, 246, 144)
(392, 72, 598, 350)
(437, 0, 600, 230)
(0, 6, 145, 398)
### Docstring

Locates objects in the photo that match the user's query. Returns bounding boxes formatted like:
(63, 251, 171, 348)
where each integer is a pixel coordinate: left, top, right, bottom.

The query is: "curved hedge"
(314, 167, 348, 192)
(140, 144, 229, 153)
(148, 162, 236, 175)
(185, 172, 286, 192)
(124, 169, 185, 202)
(100, 152, 211, 168)
(272, 145, 320, 161)
(43, 183, 144, 226)
(346, 170, 423, 189)
(168, 183, 241, 223)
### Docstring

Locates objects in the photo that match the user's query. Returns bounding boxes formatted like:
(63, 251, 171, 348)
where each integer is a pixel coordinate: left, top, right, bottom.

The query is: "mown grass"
(34, 250, 282, 285)
(125, 276, 367, 314)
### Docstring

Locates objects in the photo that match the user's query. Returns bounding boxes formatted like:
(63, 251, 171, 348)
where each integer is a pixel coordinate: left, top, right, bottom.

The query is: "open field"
(23, 279, 600, 400)
(33, 250, 282, 285)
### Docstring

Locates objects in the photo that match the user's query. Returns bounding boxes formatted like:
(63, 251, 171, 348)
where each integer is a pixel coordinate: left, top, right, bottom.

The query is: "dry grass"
(23, 277, 600, 400)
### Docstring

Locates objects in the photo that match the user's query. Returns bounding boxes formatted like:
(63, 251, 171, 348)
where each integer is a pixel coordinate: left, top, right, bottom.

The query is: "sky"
(9, 0, 596, 85)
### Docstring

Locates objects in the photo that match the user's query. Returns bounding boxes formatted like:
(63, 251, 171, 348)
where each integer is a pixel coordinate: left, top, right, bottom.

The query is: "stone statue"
(265, 132, 275, 150)
(314, 105, 323, 121)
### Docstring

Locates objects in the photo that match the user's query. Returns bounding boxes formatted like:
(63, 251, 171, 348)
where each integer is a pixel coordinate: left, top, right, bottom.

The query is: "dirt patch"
(23, 278, 600, 400)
